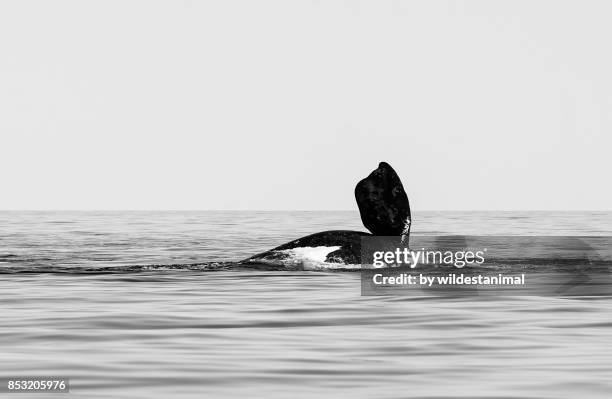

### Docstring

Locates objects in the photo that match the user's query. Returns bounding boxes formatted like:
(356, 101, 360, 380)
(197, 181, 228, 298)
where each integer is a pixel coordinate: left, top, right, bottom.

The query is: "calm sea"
(1, 211, 612, 398)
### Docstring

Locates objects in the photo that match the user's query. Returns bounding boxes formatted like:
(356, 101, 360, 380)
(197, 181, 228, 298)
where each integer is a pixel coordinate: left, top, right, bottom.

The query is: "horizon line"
(1, 209, 611, 212)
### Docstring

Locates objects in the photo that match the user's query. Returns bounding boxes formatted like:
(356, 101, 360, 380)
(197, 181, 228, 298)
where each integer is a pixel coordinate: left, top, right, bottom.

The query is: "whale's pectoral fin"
(355, 162, 411, 237)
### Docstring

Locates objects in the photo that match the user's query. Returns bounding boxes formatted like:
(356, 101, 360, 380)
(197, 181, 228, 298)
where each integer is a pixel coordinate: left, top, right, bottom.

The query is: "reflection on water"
(1, 211, 612, 398)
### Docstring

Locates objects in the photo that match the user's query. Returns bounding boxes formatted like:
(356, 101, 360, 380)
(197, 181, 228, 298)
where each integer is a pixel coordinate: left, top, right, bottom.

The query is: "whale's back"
(242, 230, 370, 270)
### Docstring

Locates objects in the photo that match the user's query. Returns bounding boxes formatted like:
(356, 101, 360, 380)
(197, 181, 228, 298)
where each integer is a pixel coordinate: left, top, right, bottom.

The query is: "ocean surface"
(2, 211, 612, 398)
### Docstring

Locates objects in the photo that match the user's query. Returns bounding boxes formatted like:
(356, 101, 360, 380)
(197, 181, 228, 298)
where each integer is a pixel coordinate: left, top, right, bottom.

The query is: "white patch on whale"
(281, 246, 341, 263)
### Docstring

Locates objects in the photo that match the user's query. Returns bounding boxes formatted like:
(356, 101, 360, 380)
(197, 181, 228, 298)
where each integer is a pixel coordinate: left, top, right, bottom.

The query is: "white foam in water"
(278, 246, 361, 270)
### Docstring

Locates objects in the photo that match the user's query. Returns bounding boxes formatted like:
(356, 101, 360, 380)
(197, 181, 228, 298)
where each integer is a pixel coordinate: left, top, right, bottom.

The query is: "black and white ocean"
(2, 211, 612, 398)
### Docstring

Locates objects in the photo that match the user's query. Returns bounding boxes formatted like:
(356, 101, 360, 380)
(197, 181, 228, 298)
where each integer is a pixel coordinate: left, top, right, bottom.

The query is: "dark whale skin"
(242, 230, 371, 266)
(354, 162, 411, 236)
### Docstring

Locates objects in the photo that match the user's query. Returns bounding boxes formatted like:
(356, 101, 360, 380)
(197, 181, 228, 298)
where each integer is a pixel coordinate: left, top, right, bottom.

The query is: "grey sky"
(1, 1, 610, 210)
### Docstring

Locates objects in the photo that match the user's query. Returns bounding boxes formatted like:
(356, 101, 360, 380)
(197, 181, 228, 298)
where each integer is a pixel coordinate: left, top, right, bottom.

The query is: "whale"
(242, 161, 411, 269)
(242, 230, 371, 269)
